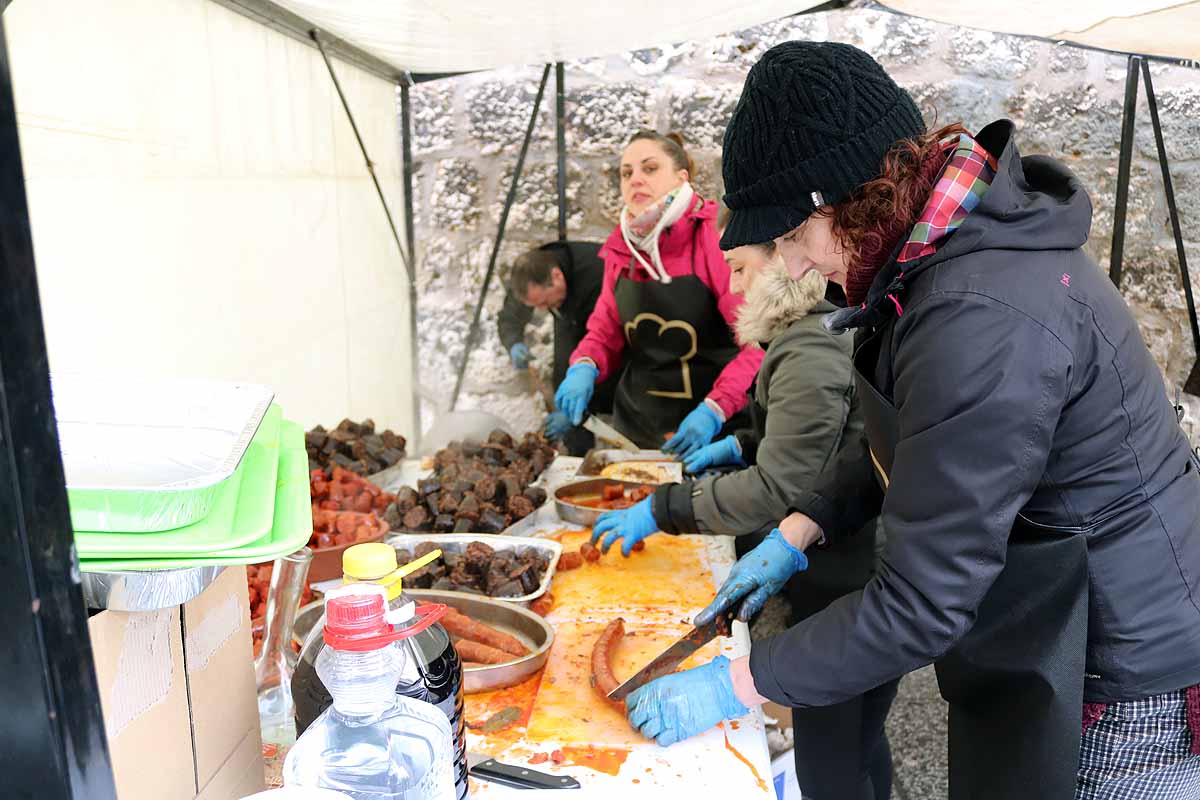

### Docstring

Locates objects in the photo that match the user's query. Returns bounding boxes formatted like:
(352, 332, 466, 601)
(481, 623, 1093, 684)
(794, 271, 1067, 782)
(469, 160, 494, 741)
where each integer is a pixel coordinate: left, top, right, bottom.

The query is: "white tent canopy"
(878, 0, 1200, 63)
(271, 0, 1197, 74)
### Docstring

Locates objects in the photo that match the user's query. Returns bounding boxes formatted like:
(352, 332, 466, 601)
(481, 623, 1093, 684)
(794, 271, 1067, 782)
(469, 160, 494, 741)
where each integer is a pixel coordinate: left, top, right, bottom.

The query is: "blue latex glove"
(683, 435, 745, 474)
(663, 403, 722, 459)
(695, 529, 809, 625)
(626, 655, 748, 747)
(509, 343, 533, 370)
(543, 411, 572, 440)
(555, 362, 598, 425)
(592, 497, 657, 556)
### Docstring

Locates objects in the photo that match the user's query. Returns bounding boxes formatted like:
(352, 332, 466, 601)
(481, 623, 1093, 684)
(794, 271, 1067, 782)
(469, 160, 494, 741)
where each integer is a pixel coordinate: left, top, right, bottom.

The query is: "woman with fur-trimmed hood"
(591, 223, 898, 798)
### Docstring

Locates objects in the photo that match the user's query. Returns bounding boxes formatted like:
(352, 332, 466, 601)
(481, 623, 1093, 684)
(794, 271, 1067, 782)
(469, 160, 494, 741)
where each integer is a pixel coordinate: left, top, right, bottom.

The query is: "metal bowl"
(291, 591, 554, 694)
(553, 477, 654, 527)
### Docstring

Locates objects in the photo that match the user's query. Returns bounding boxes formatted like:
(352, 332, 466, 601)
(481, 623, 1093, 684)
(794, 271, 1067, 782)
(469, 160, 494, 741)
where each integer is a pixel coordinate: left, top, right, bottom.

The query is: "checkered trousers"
(1076, 689, 1200, 799)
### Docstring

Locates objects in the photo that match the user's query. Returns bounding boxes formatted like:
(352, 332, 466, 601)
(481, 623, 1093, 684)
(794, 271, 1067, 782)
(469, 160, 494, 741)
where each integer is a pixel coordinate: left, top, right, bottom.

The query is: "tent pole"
(400, 78, 422, 448)
(451, 64, 552, 410)
(555, 62, 568, 242)
(310, 30, 414, 285)
(0, 19, 117, 799)
(1109, 54, 1139, 287)
(1140, 59, 1200, 394)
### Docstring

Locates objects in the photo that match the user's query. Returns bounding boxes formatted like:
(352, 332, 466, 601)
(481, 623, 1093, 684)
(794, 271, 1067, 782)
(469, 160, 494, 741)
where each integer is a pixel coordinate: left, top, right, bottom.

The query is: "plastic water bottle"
(283, 585, 455, 800)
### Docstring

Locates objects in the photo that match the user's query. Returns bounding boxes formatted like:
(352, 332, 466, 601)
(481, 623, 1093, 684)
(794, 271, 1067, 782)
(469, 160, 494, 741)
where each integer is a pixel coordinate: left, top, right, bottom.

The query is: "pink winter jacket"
(568, 196, 764, 420)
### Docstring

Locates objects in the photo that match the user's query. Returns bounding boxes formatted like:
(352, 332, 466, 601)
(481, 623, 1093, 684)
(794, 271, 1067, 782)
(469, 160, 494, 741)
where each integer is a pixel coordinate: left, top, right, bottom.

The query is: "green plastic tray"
(80, 419, 312, 571)
(75, 405, 281, 557)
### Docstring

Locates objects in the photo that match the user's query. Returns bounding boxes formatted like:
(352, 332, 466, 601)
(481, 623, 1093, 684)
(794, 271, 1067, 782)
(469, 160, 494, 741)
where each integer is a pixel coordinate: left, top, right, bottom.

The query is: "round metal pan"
(553, 477, 654, 527)
(291, 590, 554, 694)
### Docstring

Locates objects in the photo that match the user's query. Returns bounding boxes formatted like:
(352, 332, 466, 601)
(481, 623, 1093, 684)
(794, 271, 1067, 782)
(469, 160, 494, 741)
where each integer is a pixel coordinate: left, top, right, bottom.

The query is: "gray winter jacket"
(652, 266, 859, 537)
(750, 120, 1200, 708)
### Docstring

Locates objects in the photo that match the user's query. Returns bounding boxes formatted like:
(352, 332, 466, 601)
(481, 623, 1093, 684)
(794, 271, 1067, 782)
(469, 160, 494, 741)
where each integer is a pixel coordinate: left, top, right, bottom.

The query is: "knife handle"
(471, 758, 581, 790)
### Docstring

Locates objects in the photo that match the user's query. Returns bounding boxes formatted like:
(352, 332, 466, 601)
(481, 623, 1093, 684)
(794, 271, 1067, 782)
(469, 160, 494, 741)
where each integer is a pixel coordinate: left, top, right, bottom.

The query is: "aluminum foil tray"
(290, 590, 554, 694)
(81, 565, 226, 611)
(53, 373, 273, 533)
(577, 449, 683, 483)
(384, 533, 561, 604)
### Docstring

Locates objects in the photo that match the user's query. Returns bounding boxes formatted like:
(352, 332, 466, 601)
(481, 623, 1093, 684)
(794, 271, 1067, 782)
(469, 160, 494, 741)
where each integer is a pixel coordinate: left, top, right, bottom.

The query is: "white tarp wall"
(5, 0, 416, 435)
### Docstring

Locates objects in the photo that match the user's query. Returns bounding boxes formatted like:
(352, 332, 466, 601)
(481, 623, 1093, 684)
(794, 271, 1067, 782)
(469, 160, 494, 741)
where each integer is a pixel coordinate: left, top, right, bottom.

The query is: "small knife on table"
(468, 752, 580, 790)
(607, 607, 738, 703)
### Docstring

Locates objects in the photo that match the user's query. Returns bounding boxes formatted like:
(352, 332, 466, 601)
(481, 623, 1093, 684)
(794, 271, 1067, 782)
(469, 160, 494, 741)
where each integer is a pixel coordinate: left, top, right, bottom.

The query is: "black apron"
(854, 327, 1088, 800)
(612, 269, 746, 448)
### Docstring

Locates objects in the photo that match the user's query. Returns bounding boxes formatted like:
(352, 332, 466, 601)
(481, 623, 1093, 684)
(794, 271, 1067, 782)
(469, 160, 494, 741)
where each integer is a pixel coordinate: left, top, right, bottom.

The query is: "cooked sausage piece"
(591, 617, 625, 698)
(580, 542, 601, 562)
(453, 639, 515, 665)
(441, 608, 528, 656)
(558, 551, 583, 571)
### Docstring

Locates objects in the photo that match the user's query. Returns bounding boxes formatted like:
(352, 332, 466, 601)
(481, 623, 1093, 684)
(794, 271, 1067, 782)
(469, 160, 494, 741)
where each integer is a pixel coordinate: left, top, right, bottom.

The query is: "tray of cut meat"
(384, 534, 561, 604)
(553, 478, 656, 527)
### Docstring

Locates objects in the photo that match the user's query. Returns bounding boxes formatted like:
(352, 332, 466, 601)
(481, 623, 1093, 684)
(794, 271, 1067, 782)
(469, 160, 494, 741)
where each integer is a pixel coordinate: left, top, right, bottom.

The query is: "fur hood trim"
(734, 260, 829, 345)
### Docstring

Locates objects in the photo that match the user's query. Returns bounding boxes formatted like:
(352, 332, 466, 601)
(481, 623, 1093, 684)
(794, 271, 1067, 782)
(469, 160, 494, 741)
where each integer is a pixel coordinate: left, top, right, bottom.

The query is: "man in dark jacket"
(497, 241, 616, 454)
(624, 42, 1200, 799)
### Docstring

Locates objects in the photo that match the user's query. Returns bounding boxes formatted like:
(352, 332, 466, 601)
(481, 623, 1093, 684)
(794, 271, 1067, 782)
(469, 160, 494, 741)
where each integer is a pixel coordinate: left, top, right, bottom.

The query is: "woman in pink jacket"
(554, 131, 764, 454)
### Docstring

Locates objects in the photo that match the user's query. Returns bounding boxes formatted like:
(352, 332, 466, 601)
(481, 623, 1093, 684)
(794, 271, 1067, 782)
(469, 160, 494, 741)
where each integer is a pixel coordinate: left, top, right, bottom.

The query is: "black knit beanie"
(720, 41, 925, 250)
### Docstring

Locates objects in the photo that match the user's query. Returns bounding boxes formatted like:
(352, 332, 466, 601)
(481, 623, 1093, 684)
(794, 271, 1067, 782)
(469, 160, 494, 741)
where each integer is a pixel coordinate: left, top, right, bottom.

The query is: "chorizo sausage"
(453, 639, 515, 665)
(441, 608, 528, 656)
(590, 617, 625, 698)
(580, 541, 601, 562)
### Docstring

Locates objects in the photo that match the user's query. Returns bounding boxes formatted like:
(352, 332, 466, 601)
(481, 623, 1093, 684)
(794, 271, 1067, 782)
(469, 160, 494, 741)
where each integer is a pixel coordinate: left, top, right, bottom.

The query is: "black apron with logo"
(854, 327, 1088, 800)
(612, 269, 746, 449)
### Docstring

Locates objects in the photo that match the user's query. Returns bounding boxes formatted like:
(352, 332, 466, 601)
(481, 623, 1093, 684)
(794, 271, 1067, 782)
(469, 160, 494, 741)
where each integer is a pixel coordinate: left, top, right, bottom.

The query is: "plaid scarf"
(897, 133, 999, 263)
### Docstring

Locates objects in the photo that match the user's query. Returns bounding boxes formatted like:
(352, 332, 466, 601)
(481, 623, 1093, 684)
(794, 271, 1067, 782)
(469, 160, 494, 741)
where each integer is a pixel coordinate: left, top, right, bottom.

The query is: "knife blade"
(581, 415, 640, 452)
(606, 607, 737, 702)
(468, 752, 581, 790)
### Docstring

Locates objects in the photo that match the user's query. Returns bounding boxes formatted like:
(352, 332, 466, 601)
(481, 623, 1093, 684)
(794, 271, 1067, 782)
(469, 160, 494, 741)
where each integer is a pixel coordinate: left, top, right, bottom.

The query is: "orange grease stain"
(730, 720, 740, 730)
(723, 726, 768, 793)
(559, 745, 630, 776)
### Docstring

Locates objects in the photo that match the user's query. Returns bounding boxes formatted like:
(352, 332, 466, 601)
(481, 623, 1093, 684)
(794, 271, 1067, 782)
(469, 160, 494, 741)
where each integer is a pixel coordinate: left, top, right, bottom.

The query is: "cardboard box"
(196, 727, 265, 800)
(89, 566, 260, 800)
(182, 566, 259, 788)
(89, 606, 197, 800)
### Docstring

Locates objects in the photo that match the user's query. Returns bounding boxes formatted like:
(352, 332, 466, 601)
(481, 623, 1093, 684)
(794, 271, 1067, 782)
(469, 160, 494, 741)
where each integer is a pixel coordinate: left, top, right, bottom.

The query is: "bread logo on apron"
(624, 312, 698, 399)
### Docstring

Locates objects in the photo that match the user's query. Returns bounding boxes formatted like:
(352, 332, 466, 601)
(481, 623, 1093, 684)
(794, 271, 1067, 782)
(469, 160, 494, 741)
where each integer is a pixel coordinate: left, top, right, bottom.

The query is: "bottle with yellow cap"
(291, 543, 468, 800)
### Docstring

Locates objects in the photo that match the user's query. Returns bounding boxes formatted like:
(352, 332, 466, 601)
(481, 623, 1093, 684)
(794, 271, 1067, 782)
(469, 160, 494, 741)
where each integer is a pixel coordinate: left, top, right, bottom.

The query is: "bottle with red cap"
(283, 585, 455, 800)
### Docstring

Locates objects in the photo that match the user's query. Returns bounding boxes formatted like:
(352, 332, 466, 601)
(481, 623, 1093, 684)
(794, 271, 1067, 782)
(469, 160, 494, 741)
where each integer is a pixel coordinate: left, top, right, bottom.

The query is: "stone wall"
(407, 1, 1200, 439)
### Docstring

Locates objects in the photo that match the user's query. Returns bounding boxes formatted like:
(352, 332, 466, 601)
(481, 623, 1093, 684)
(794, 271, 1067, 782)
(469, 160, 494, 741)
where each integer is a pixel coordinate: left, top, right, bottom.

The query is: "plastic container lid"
(322, 585, 448, 652)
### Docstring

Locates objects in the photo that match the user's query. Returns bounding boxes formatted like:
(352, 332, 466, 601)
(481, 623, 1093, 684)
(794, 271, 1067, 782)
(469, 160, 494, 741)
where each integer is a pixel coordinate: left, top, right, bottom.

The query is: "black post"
(555, 61, 568, 242)
(1109, 55, 1140, 287)
(0, 19, 117, 800)
(400, 79, 422, 447)
(310, 30, 414, 284)
(450, 64, 551, 409)
(1141, 60, 1200, 394)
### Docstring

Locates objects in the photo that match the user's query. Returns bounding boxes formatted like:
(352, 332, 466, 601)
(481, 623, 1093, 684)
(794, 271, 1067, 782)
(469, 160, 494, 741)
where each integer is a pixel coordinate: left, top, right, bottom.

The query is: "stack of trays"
(56, 375, 313, 572)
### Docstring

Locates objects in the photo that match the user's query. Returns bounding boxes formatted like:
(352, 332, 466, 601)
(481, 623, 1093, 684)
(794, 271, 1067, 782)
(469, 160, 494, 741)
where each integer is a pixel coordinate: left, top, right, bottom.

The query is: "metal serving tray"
(291, 590, 554, 694)
(553, 477, 656, 528)
(384, 533, 562, 604)
(53, 374, 274, 533)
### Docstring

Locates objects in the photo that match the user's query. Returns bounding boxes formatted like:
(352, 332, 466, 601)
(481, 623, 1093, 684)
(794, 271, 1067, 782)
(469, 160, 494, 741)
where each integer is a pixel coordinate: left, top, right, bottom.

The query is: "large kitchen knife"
(581, 415, 640, 452)
(606, 608, 737, 703)
(468, 752, 581, 790)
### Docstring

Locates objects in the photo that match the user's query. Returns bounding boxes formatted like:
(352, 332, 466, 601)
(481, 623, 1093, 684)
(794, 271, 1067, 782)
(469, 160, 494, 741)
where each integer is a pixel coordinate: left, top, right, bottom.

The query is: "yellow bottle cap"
(341, 543, 442, 603)
(342, 542, 397, 580)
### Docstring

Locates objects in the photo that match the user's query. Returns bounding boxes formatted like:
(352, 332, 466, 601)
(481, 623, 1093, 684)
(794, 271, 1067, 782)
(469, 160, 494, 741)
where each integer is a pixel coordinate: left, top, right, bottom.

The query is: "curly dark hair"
(827, 123, 968, 264)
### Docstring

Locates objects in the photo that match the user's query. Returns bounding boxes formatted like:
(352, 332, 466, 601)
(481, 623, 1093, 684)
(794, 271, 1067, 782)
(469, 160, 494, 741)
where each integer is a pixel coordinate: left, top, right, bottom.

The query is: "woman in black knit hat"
(623, 41, 1200, 799)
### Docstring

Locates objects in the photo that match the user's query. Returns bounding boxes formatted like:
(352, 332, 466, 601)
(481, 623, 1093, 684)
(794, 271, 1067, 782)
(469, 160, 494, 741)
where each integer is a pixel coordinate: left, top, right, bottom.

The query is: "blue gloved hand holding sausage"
(592, 497, 658, 556)
(626, 655, 748, 747)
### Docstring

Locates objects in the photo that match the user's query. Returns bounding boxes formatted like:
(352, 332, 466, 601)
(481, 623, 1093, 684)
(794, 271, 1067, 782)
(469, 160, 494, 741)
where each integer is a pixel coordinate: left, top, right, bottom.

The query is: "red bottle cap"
(323, 587, 449, 652)
(325, 591, 389, 643)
